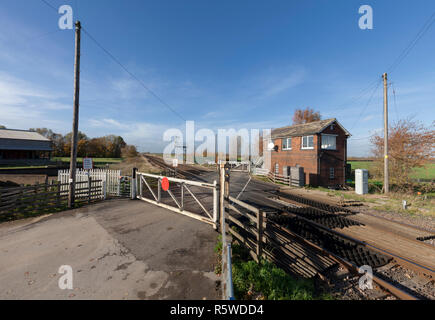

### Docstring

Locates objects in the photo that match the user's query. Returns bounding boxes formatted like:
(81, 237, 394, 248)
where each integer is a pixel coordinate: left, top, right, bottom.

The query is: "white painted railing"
(58, 169, 121, 197)
(135, 171, 218, 228)
(252, 168, 269, 176)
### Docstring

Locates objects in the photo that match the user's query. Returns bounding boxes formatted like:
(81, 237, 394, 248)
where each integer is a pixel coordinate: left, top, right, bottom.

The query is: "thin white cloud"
(254, 67, 306, 98)
(0, 72, 71, 130)
(88, 118, 128, 129)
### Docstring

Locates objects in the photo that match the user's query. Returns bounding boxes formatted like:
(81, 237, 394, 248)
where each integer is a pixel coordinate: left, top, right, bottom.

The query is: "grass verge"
(215, 237, 333, 300)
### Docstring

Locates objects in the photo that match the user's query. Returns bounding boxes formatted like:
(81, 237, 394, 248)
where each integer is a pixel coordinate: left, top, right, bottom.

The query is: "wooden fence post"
(57, 181, 61, 207)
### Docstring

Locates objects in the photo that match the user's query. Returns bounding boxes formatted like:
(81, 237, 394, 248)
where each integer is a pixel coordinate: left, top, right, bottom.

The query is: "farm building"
(0, 129, 52, 165)
(268, 118, 351, 187)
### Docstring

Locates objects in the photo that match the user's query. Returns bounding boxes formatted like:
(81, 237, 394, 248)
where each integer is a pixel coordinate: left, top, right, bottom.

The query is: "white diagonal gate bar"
(135, 172, 218, 228)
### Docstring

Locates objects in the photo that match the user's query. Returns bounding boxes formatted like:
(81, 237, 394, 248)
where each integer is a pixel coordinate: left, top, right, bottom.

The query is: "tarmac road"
(0, 199, 220, 300)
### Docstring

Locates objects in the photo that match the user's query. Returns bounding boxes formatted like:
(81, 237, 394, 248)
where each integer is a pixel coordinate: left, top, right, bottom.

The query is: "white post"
(117, 173, 121, 197)
(103, 180, 107, 200)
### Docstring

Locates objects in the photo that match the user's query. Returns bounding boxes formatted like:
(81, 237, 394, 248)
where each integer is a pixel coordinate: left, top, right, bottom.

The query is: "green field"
(0, 158, 123, 169)
(52, 157, 122, 164)
(348, 161, 435, 180)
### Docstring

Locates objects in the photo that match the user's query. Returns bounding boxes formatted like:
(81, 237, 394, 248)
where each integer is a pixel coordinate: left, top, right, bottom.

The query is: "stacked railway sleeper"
(267, 213, 391, 268)
(240, 198, 392, 269)
(231, 218, 338, 278)
(229, 195, 434, 299)
(226, 207, 338, 279)
(267, 197, 362, 229)
(242, 195, 363, 231)
(275, 190, 353, 213)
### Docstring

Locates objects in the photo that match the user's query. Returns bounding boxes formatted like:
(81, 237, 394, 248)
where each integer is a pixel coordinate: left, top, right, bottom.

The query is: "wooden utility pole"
(383, 73, 389, 194)
(68, 21, 82, 208)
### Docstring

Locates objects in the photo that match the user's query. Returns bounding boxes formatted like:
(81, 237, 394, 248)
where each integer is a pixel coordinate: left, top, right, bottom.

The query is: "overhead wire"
(81, 27, 186, 121)
(348, 78, 383, 132)
(38, 0, 435, 128)
(40, 0, 186, 122)
(386, 11, 435, 74)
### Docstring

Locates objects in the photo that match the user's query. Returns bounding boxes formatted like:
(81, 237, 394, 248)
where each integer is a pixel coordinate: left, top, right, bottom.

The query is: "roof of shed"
(271, 118, 351, 138)
(0, 129, 50, 141)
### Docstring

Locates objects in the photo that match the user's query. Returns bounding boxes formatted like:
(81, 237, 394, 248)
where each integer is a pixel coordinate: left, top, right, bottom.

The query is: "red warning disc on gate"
(161, 177, 170, 191)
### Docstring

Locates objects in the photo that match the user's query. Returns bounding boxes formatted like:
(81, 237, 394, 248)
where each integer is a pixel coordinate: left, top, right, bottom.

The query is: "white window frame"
(321, 134, 337, 150)
(301, 135, 314, 150)
(282, 137, 292, 150)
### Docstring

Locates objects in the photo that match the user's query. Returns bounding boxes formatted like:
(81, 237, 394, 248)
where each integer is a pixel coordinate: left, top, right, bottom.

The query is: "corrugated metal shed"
(0, 129, 52, 151)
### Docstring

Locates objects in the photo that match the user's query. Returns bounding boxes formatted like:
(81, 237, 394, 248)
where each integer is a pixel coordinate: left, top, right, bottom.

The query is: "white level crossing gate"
(218, 160, 250, 173)
(134, 172, 218, 228)
(58, 169, 121, 197)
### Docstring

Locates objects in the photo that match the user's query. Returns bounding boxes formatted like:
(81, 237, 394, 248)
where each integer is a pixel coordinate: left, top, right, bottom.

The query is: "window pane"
(302, 136, 313, 148)
(322, 135, 336, 149)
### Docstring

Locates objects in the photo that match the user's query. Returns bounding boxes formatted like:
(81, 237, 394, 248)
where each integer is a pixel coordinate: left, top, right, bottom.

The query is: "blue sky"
(0, 0, 434, 156)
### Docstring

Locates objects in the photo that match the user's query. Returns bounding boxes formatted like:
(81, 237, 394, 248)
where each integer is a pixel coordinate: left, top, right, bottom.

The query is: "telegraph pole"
(383, 73, 389, 194)
(68, 21, 81, 208)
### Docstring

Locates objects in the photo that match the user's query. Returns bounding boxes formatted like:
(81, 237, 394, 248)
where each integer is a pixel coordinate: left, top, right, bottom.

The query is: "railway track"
(143, 155, 211, 181)
(139, 156, 434, 300)
(256, 192, 434, 300)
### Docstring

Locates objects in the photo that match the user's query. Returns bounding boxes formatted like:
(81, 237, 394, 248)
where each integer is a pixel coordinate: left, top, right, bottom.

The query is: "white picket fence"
(58, 169, 121, 197)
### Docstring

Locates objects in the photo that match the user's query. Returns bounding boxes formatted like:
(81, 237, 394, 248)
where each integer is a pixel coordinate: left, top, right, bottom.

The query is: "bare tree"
(121, 145, 138, 158)
(292, 107, 321, 125)
(370, 118, 434, 186)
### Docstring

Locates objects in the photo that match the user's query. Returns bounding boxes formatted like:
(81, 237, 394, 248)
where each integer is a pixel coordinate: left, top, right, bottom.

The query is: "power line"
(40, 0, 57, 12)
(40, 0, 186, 122)
(330, 11, 435, 118)
(82, 27, 186, 121)
(348, 78, 382, 132)
(323, 78, 380, 114)
(386, 11, 435, 74)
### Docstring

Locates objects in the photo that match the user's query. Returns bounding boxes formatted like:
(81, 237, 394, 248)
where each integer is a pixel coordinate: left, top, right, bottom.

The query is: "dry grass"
(108, 156, 161, 176)
(312, 187, 435, 218)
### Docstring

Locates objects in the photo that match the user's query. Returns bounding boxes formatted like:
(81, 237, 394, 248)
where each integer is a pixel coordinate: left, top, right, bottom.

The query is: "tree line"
(29, 128, 138, 158)
(291, 108, 434, 186)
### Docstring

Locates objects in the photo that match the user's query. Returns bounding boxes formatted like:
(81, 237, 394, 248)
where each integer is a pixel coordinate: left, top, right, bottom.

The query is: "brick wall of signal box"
(270, 125, 347, 187)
